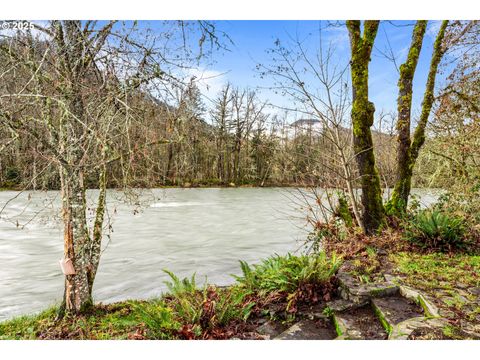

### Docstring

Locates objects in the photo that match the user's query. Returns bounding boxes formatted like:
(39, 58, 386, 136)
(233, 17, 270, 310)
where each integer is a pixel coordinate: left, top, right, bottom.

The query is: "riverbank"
(1, 246, 479, 340)
(0, 181, 309, 192)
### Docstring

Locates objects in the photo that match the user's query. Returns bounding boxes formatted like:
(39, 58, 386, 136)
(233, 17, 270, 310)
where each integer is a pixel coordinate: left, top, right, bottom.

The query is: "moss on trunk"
(388, 21, 448, 214)
(387, 21, 427, 214)
(347, 20, 384, 234)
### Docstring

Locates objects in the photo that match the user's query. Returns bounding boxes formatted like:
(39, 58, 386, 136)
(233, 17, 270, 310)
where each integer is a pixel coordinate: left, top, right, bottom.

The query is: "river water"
(0, 187, 440, 321)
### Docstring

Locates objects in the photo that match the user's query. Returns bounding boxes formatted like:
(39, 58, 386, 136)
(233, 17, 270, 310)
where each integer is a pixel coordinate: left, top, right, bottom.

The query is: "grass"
(0, 297, 210, 340)
(391, 252, 480, 290)
(0, 252, 341, 340)
(321, 221, 480, 339)
(390, 251, 480, 338)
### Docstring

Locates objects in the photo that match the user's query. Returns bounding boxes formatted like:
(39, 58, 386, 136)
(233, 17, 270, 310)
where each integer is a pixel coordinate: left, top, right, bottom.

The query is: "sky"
(0, 20, 450, 128)
(181, 20, 448, 127)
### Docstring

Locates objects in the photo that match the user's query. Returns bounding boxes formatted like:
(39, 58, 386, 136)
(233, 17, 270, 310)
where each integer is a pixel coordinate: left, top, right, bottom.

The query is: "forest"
(0, 20, 479, 341)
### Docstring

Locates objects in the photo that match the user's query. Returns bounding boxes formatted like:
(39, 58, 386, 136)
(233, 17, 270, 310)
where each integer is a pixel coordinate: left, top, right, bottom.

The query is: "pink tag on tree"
(59, 258, 76, 275)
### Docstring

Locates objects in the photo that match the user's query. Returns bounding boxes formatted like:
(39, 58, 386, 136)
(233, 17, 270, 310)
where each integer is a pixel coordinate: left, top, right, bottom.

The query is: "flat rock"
(389, 317, 447, 340)
(337, 269, 399, 302)
(274, 319, 337, 340)
(296, 303, 329, 320)
(256, 320, 288, 338)
(383, 274, 398, 284)
(468, 287, 480, 296)
(399, 285, 440, 317)
(327, 299, 365, 313)
(333, 305, 388, 340)
(372, 296, 424, 333)
(456, 282, 469, 290)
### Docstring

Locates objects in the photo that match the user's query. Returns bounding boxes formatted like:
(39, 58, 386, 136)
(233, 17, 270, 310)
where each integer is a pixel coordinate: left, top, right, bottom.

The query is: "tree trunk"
(388, 20, 448, 214)
(60, 165, 92, 313)
(387, 21, 427, 213)
(346, 20, 384, 234)
(88, 161, 107, 296)
(60, 76, 94, 314)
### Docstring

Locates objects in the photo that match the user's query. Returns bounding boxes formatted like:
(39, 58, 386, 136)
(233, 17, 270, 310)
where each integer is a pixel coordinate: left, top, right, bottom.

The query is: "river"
(0, 187, 440, 321)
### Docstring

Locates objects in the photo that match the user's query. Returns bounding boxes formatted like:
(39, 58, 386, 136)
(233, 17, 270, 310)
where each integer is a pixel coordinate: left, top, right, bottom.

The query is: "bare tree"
(258, 28, 363, 229)
(0, 20, 222, 315)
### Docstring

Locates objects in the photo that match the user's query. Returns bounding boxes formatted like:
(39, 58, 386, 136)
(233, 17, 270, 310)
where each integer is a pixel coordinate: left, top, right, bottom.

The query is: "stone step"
(389, 317, 448, 340)
(399, 285, 440, 318)
(333, 304, 388, 340)
(371, 295, 424, 334)
(255, 320, 288, 339)
(327, 298, 367, 313)
(273, 319, 337, 340)
(337, 271, 399, 303)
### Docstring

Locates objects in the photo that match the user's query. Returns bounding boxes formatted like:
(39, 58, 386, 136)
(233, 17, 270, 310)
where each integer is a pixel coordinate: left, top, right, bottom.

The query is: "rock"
(256, 320, 288, 338)
(274, 319, 337, 340)
(298, 311, 329, 321)
(383, 274, 398, 284)
(468, 287, 480, 296)
(345, 283, 399, 303)
(367, 283, 400, 298)
(399, 285, 440, 318)
(296, 303, 329, 320)
(339, 287, 350, 301)
(389, 317, 447, 340)
(459, 322, 480, 339)
(418, 295, 440, 318)
(332, 315, 363, 340)
(438, 309, 455, 319)
(399, 285, 421, 300)
(337, 266, 400, 303)
(377, 249, 387, 256)
(256, 317, 268, 325)
(327, 299, 365, 313)
(456, 282, 469, 290)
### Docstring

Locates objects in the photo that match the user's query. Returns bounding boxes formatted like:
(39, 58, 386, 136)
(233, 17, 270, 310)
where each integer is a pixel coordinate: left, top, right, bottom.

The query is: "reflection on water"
(0, 187, 441, 321)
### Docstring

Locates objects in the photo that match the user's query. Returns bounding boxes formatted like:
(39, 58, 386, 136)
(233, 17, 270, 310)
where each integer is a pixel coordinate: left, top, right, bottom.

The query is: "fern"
(405, 210, 467, 252)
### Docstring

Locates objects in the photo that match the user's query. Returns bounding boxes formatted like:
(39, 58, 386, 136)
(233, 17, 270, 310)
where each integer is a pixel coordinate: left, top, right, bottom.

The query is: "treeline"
(0, 79, 397, 190)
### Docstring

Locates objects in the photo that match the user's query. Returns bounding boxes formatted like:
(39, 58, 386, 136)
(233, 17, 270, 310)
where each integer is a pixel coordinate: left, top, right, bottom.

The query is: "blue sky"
(15, 20, 448, 126)
(184, 20, 448, 126)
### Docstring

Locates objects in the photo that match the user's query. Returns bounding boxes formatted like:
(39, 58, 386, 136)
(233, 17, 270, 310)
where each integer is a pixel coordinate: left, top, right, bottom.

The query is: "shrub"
(133, 301, 179, 339)
(435, 183, 480, 225)
(162, 270, 205, 327)
(161, 270, 253, 336)
(234, 253, 341, 310)
(405, 210, 468, 252)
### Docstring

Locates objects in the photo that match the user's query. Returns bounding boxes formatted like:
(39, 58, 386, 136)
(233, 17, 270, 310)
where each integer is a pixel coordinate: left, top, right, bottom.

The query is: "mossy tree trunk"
(388, 20, 448, 214)
(60, 84, 93, 313)
(55, 21, 109, 315)
(387, 21, 427, 213)
(346, 20, 384, 234)
(88, 158, 107, 296)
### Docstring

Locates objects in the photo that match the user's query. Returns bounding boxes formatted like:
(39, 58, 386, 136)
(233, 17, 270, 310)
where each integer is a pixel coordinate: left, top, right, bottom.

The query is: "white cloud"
(323, 25, 350, 50)
(186, 68, 228, 103)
